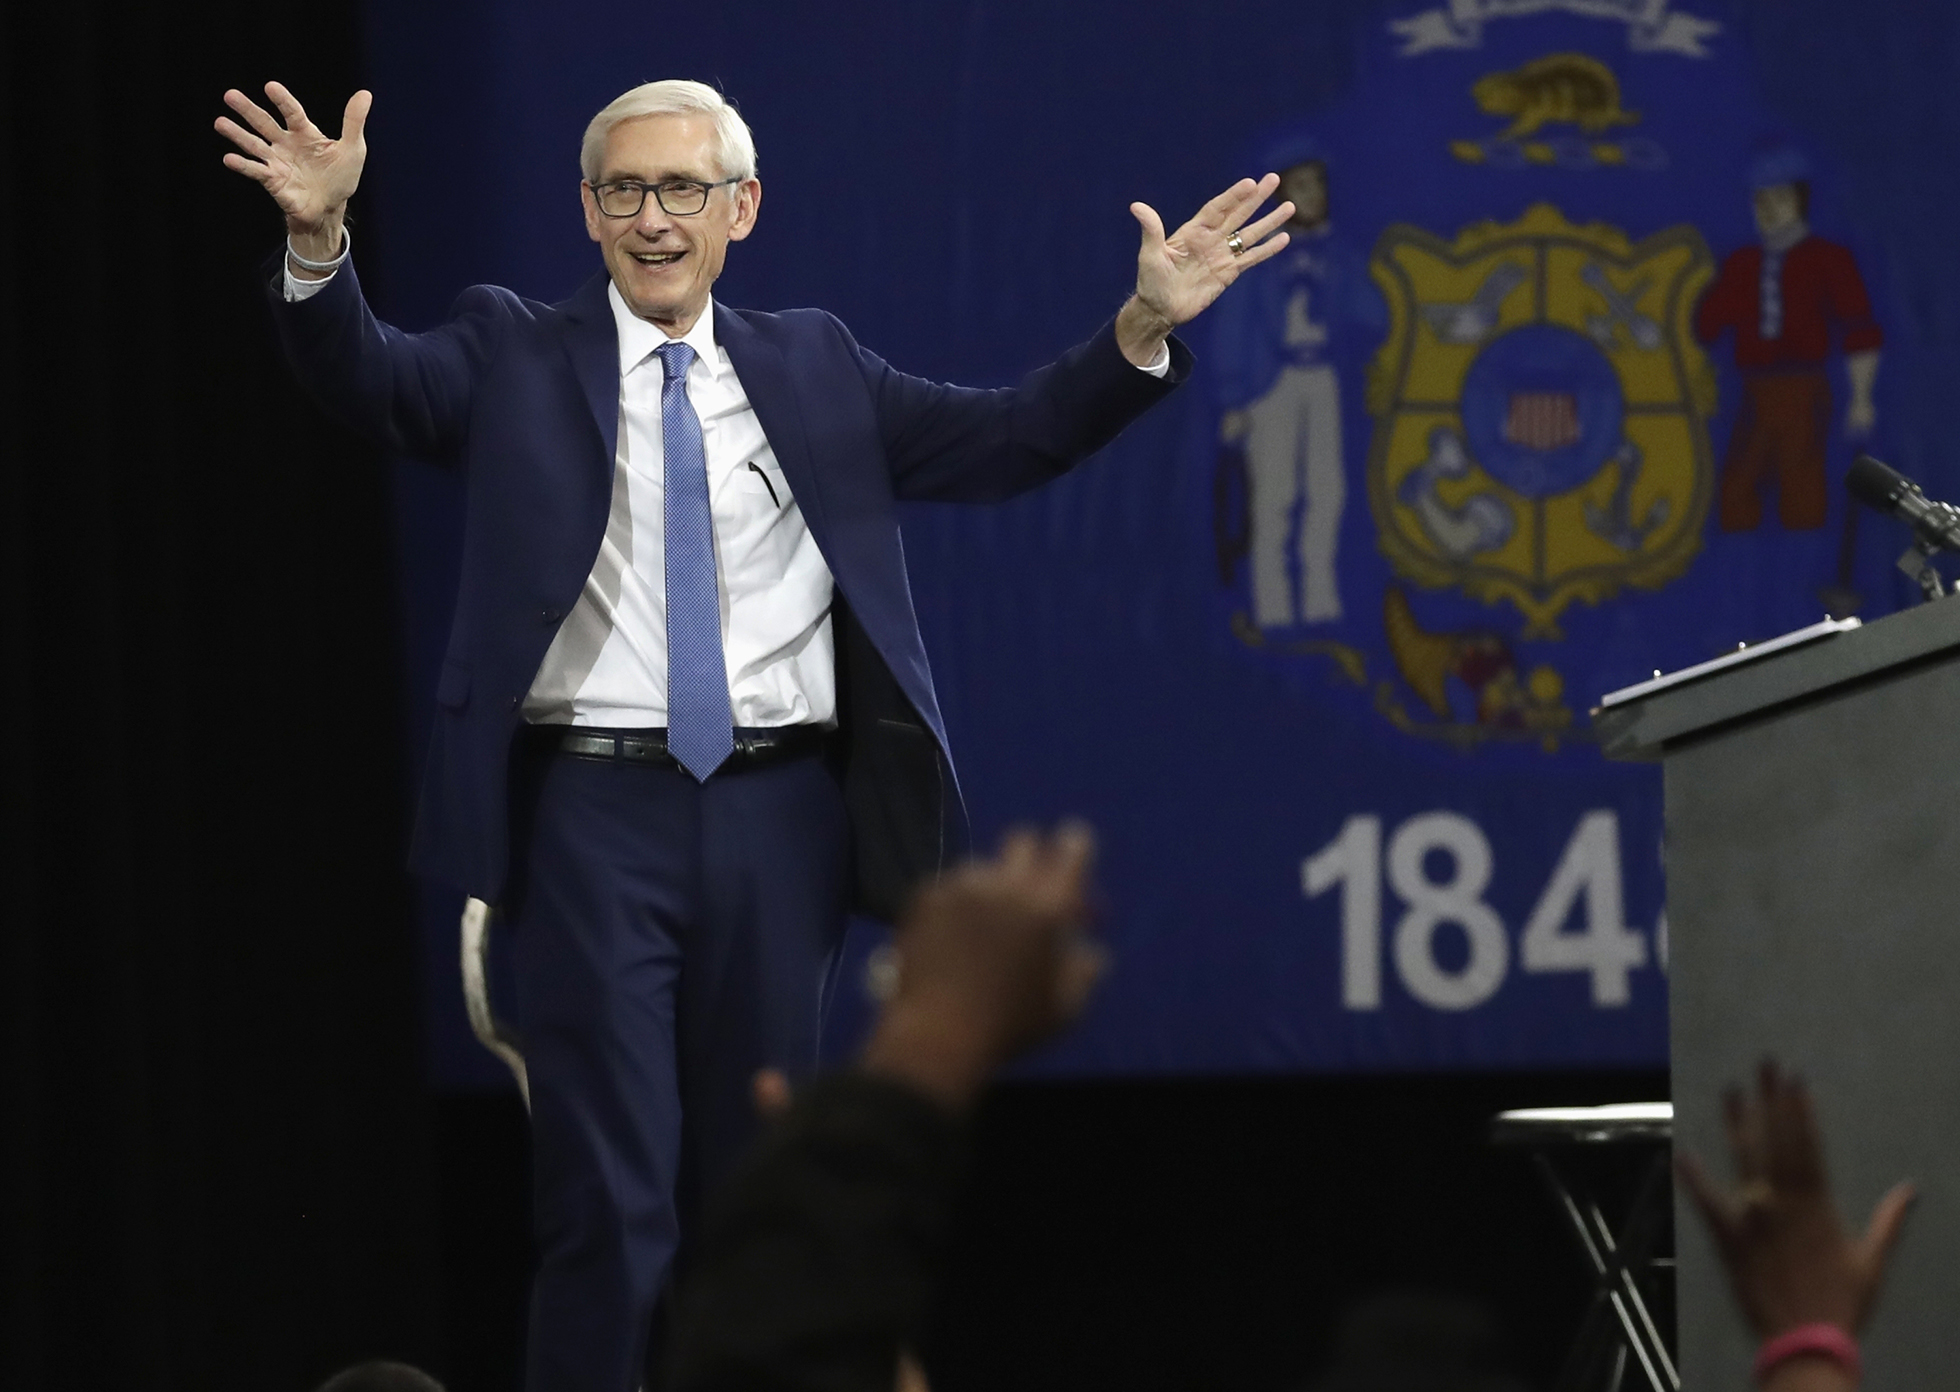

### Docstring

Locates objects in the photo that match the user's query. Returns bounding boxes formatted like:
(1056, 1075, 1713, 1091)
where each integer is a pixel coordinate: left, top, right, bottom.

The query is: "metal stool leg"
(1536, 1151, 1678, 1392)
(1585, 1153, 1677, 1388)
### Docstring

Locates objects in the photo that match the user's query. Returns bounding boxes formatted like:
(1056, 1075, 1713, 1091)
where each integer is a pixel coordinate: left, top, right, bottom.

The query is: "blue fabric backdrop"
(355, 0, 1960, 1087)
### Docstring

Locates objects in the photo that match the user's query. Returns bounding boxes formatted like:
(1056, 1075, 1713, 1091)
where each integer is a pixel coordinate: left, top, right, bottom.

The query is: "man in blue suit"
(217, 78, 1294, 1391)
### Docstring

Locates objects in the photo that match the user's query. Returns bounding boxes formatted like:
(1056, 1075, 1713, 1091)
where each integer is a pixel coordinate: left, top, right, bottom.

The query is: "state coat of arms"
(1207, 5, 1891, 762)
(1367, 203, 1717, 640)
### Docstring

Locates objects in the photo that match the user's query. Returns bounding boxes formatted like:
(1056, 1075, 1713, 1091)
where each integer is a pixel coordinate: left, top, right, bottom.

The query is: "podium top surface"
(1595, 597, 1960, 760)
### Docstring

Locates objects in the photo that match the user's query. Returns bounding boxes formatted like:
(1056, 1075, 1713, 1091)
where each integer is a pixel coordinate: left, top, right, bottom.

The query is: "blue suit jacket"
(268, 263, 1189, 915)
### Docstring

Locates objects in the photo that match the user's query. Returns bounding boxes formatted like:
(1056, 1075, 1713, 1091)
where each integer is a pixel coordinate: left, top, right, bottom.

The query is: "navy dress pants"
(504, 737, 850, 1392)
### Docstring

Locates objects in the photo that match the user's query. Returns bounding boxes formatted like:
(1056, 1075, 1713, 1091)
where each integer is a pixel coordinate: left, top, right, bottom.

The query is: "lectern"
(1596, 598, 1960, 1389)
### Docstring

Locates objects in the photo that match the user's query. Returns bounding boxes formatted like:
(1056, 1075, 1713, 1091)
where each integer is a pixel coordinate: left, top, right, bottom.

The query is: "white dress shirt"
(283, 246, 1170, 730)
(523, 285, 836, 727)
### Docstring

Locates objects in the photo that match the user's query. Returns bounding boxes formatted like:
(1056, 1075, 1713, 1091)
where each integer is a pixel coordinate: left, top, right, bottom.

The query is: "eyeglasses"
(589, 177, 743, 218)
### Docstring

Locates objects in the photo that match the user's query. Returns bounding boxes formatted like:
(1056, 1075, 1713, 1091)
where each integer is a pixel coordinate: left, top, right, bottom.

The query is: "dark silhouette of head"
(1306, 1292, 1527, 1392)
(314, 1362, 446, 1392)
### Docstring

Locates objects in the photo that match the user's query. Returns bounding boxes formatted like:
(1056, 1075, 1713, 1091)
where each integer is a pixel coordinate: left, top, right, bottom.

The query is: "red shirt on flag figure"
(1695, 145, 1882, 532)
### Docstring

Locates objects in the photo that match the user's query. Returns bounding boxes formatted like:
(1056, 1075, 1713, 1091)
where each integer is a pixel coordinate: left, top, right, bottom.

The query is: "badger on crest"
(1472, 54, 1639, 141)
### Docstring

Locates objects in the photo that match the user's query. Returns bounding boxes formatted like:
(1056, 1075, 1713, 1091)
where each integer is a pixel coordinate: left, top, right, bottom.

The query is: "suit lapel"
(715, 304, 830, 539)
(557, 271, 621, 471)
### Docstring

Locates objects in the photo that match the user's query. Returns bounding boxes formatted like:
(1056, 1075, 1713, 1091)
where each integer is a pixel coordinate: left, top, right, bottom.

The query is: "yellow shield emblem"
(1366, 203, 1716, 636)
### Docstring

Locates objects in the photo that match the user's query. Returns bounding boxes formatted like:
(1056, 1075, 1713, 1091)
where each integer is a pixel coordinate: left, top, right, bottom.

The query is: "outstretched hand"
(1677, 1060, 1914, 1341)
(216, 82, 372, 254)
(1114, 174, 1294, 365)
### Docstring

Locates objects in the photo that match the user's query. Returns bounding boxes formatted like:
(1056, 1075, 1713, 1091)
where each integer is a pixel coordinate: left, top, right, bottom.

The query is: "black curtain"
(1, 6, 443, 1390)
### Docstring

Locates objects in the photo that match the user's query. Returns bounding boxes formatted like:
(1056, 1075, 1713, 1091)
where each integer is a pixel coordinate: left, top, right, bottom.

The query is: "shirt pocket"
(737, 458, 789, 508)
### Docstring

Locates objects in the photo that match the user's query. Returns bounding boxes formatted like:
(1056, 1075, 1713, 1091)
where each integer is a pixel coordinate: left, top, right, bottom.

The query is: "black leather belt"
(530, 724, 829, 773)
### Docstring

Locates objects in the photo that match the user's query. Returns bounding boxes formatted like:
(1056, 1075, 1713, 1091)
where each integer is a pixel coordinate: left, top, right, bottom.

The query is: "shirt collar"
(1761, 218, 1809, 256)
(608, 281, 722, 377)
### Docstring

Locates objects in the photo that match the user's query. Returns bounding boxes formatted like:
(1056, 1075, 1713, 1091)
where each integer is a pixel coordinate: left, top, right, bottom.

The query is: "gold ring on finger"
(1227, 233, 1245, 257)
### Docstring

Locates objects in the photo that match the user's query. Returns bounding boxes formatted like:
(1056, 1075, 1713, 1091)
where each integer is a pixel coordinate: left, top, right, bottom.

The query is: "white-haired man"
(217, 77, 1291, 1391)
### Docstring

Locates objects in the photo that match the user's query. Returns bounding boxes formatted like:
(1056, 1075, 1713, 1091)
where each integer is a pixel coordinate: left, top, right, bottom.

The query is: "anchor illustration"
(1583, 439, 1670, 551)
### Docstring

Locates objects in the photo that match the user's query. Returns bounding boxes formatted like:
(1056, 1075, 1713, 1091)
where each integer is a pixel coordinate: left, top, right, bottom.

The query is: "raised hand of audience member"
(1677, 1060, 1914, 1390)
(860, 822, 1105, 1112)
(669, 824, 1108, 1392)
(751, 1066, 794, 1121)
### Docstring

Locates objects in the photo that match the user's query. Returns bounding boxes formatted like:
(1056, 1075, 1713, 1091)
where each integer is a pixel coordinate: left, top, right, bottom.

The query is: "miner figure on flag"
(1210, 136, 1386, 629)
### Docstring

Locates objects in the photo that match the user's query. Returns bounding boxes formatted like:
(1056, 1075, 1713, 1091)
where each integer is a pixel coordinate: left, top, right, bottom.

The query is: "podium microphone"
(1846, 453, 1960, 552)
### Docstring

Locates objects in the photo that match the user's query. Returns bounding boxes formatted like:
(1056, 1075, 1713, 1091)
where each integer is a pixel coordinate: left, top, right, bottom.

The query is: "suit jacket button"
(541, 607, 562, 625)
(508, 696, 521, 712)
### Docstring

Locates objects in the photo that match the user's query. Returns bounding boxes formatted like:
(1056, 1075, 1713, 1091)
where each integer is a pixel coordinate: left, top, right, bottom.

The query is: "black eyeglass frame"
(587, 176, 746, 218)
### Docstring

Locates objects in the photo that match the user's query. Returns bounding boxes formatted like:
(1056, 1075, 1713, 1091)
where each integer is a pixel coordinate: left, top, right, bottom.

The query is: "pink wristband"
(1753, 1323, 1860, 1383)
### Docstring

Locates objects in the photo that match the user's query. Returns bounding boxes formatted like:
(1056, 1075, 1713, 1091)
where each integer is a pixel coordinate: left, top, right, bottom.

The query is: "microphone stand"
(1848, 454, 1960, 604)
(1900, 537, 1949, 603)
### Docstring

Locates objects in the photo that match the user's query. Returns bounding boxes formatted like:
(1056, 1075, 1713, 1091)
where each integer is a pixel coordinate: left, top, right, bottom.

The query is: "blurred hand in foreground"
(860, 823, 1105, 1111)
(1677, 1060, 1914, 1342)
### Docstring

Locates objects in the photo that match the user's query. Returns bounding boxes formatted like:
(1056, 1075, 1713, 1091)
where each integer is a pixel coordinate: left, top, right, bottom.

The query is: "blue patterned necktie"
(655, 341, 734, 780)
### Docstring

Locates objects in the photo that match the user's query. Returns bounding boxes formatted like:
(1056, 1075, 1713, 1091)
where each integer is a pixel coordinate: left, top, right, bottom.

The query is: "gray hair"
(580, 80, 757, 184)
